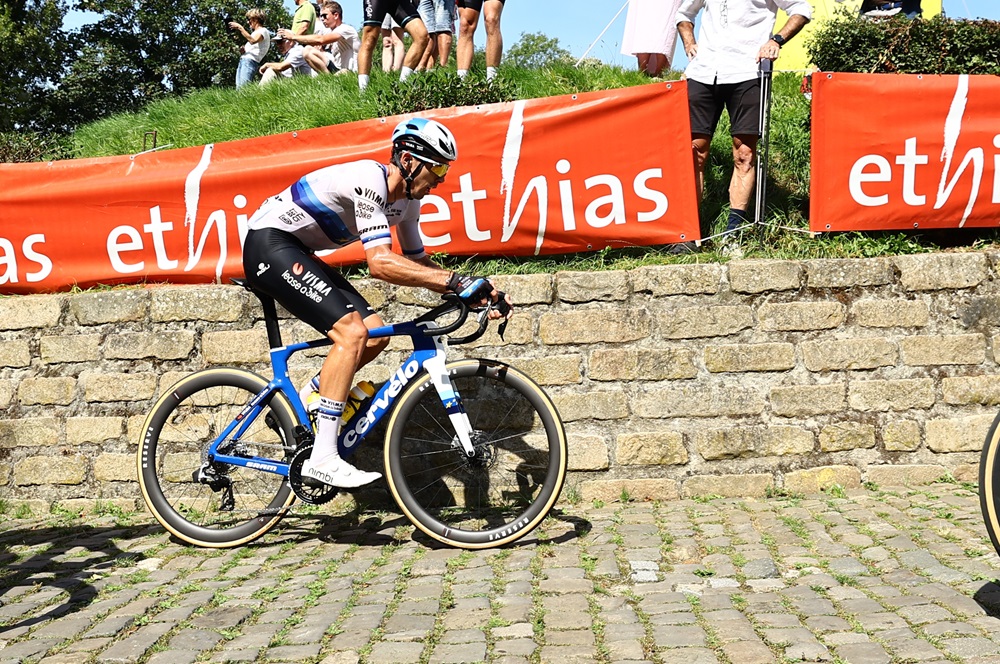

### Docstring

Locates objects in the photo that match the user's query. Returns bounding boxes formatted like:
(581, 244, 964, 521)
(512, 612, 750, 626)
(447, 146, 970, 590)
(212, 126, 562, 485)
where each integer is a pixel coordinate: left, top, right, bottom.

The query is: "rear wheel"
(384, 359, 567, 548)
(979, 410, 1000, 556)
(137, 368, 297, 548)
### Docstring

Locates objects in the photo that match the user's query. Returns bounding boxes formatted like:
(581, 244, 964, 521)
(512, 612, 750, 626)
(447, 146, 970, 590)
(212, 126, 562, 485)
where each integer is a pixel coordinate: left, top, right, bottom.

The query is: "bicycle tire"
(137, 368, 298, 548)
(384, 359, 567, 548)
(980, 410, 1000, 556)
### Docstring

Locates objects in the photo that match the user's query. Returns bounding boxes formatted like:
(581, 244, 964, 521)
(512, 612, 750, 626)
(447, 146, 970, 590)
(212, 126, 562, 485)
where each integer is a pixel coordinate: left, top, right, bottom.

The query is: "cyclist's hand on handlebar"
(490, 291, 513, 321)
(447, 272, 493, 307)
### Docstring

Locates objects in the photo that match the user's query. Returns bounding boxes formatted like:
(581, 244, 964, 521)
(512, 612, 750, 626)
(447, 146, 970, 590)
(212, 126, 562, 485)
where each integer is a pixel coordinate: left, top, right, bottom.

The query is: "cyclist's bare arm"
(365, 245, 512, 319)
(365, 244, 451, 292)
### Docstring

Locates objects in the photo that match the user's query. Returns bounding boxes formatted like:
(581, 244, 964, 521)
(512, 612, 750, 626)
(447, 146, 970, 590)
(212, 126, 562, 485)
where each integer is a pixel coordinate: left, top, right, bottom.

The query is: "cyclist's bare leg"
(307, 311, 382, 486)
(456, 6, 480, 72)
(358, 313, 389, 369)
(318, 312, 369, 405)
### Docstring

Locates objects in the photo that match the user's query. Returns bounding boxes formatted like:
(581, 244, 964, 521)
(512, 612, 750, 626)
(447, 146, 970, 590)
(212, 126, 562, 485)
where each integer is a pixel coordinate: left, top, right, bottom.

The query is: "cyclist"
(241, 117, 512, 488)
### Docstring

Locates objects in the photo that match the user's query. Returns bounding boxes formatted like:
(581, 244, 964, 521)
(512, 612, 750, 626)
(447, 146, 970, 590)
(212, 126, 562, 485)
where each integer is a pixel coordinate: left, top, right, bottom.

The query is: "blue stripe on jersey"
(361, 231, 392, 245)
(291, 178, 354, 245)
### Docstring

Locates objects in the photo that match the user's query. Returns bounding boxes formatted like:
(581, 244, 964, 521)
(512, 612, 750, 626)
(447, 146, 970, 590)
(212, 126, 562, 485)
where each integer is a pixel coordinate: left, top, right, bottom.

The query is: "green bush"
(0, 131, 71, 163)
(370, 70, 518, 116)
(807, 12, 1000, 75)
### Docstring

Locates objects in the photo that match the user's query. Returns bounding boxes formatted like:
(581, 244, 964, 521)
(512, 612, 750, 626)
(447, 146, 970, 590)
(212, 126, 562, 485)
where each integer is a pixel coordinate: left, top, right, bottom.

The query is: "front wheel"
(980, 410, 1000, 556)
(384, 359, 567, 548)
(137, 368, 298, 548)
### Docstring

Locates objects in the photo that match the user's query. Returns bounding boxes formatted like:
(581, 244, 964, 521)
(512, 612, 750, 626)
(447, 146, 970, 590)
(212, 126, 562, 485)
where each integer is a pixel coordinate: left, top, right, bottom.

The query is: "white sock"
(311, 396, 344, 462)
(486, 66, 497, 80)
(400, 66, 413, 82)
(298, 375, 320, 410)
(457, 69, 468, 79)
(358, 74, 370, 91)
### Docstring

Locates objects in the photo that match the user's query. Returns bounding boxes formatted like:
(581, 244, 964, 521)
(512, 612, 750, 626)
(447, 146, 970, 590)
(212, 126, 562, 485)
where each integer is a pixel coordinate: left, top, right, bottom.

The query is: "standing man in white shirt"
(676, 0, 811, 249)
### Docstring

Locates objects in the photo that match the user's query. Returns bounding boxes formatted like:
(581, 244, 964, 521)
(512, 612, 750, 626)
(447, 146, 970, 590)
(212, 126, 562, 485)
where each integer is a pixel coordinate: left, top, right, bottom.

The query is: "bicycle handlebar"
(414, 292, 510, 345)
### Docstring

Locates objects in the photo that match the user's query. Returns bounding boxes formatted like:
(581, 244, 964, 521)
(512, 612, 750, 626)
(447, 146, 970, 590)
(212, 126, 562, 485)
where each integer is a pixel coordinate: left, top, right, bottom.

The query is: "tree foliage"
(505, 31, 571, 69)
(806, 11, 1000, 75)
(0, 0, 76, 133)
(0, 0, 290, 137)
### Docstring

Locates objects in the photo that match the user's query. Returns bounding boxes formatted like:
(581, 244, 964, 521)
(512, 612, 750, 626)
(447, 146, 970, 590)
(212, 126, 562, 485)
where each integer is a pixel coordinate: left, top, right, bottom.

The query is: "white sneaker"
(301, 456, 381, 488)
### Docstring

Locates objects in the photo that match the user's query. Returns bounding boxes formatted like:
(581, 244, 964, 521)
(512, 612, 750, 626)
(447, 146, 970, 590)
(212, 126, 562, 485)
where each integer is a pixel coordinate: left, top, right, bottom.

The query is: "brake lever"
(495, 291, 511, 341)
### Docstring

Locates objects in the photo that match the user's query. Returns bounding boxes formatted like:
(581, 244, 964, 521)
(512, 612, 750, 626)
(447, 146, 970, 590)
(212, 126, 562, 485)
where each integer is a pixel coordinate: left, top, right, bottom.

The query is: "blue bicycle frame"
(204, 310, 478, 479)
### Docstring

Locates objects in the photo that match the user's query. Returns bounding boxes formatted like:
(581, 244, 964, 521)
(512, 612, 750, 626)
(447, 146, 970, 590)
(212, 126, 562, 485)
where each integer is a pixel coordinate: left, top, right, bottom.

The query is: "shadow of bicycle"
(271, 505, 591, 551)
(973, 581, 1000, 619)
(0, 523, 152, 635)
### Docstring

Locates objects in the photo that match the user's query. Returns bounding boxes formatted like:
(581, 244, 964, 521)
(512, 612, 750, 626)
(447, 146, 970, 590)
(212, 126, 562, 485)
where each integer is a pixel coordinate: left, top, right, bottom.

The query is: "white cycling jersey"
(247, 159, 426, 257)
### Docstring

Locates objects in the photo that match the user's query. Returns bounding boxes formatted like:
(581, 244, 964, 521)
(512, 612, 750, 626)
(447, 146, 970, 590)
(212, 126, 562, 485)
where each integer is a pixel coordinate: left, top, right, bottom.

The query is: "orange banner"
(0, 83, 698, 294)
(810, 72, 1000, 232)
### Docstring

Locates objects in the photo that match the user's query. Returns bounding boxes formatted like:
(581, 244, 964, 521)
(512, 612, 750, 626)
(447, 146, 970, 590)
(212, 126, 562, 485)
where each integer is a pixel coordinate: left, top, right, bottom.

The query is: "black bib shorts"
(242, 227, 376, 335)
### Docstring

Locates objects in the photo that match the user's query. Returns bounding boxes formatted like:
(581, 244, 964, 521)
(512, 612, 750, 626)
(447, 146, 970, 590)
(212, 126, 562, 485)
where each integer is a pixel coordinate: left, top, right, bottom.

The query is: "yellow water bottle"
(341, 380, 375, 424)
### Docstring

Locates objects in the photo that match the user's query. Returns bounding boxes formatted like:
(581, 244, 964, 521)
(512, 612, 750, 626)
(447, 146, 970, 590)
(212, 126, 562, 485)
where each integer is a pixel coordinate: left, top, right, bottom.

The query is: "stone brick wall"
(2, 251, 999, 513)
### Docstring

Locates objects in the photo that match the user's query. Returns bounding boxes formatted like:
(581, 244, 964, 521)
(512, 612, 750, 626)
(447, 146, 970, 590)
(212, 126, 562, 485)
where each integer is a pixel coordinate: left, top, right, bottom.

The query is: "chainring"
(288, 445, 341, 505)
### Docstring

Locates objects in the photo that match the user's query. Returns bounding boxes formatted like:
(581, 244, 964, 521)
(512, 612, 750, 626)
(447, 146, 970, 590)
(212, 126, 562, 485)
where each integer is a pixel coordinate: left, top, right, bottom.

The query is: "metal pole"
(575, 0, 630, 67)
(754, 58, 773, 227)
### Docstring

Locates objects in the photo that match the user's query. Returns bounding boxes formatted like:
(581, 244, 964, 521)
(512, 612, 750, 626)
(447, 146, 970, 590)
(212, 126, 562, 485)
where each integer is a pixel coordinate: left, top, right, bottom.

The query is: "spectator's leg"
(437, 31, 453, 67)
(419, 33, 437, 70)
(259, 67, 279, 85)
(636, 54, 650, 75)
(401, 18, 430, 72)
(358, 24, 382, 89)
(901, 0, 921, 18)
(392, 28, 406, 70)
(381, 29, 394, 72)
(728, 134, 758, 231)
(456, 6, 480, 75)
(483, 0, 503, 79)
(691, 135, 712, 203)
(690, 134, 713, 242)
(304, 46, 331, 74)
(648, 53, 667, 77)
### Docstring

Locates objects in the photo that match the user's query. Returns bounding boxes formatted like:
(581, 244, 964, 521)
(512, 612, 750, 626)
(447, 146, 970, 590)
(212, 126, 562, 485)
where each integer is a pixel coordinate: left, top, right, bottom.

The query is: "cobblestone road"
(3, 482, 1000, 663)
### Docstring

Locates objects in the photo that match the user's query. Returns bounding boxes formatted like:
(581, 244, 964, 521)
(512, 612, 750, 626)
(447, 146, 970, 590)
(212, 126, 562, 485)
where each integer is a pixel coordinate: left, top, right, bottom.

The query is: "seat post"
(260, 297, 283, 349)
(232, 278, 283, 349)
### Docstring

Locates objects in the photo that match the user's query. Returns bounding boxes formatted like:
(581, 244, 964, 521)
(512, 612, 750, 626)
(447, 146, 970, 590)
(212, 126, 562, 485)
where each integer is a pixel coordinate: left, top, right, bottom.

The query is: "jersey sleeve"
(353, 165, 394, 251)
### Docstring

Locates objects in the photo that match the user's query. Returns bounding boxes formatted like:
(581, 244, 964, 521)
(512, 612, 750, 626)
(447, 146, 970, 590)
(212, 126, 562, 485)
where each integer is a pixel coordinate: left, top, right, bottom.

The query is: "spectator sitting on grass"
(259, 35, 312, 84)
(279, 1, 359, 75)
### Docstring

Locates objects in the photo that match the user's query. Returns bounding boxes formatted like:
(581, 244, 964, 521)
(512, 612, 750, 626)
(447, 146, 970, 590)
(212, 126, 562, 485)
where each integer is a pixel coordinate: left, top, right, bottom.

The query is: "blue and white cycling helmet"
(391, 117, 458, 164)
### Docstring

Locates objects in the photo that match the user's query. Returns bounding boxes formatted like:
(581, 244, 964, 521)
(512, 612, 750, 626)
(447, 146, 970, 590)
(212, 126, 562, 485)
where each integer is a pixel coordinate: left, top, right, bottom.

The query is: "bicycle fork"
(423, 349, 477, 457)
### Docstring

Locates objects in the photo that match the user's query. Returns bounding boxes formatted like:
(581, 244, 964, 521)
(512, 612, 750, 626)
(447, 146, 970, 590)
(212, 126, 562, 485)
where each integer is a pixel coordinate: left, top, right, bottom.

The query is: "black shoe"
(665, 241, 698, 255)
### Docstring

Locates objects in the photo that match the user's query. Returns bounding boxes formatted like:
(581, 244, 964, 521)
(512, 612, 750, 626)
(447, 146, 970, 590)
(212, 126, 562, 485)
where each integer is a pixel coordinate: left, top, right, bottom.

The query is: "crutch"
(754, 58, 774, 228)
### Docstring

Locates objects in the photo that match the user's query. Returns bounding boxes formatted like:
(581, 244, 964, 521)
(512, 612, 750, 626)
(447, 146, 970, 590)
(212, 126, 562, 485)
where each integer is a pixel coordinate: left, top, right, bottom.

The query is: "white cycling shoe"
(301, 456, 382, 488)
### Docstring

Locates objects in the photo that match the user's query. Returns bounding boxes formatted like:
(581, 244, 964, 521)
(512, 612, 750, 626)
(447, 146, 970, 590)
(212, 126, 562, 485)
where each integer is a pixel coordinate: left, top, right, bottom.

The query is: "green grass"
(64, 62, 1000, 272)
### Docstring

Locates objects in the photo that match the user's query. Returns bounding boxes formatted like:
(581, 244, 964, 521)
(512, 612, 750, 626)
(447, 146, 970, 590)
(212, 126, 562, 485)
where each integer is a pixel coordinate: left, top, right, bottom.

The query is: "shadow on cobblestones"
(0, 523, 144, 634)
(249, 506, 592, 549)
(973, 581, 1000, 618)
